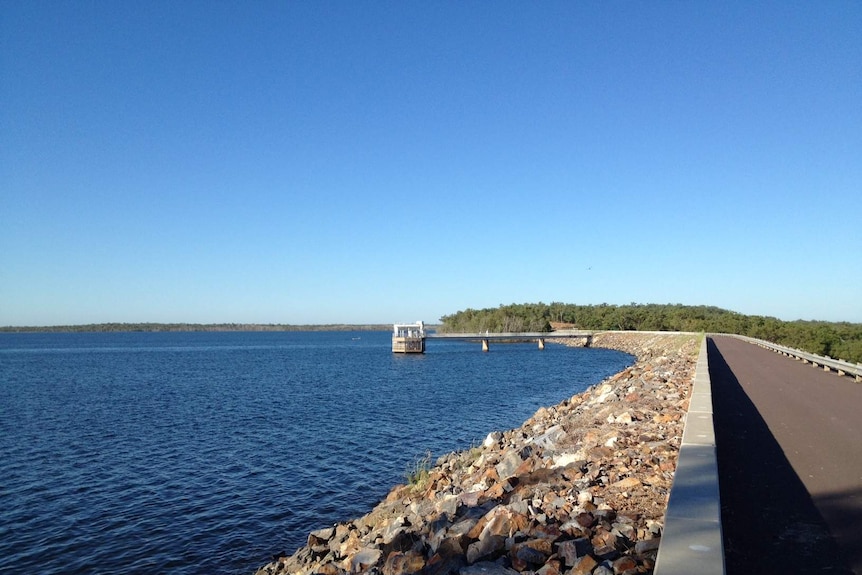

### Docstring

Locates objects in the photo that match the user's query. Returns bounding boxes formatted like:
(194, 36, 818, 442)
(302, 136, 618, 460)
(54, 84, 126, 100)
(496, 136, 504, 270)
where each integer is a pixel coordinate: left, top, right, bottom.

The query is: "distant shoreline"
(0, 323, 403, 333)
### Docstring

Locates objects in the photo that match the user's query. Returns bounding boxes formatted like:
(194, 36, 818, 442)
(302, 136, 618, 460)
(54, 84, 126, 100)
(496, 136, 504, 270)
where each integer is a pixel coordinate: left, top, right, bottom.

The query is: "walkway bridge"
(427, 329, 594, 351)
(392, 322, 593, 353)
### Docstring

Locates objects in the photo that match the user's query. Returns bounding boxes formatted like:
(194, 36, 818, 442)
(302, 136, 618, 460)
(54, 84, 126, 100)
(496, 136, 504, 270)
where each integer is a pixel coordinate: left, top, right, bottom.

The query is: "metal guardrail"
(718, 334, 862, 382)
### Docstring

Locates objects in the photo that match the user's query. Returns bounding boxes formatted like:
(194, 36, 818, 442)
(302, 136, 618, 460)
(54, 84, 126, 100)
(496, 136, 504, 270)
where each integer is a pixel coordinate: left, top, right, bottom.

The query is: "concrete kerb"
(654, 336, 726, 575)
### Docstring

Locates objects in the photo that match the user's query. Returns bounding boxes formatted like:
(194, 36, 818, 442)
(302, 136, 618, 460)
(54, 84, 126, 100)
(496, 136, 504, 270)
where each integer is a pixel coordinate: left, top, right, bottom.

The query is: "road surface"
(709, 336, 862, 574)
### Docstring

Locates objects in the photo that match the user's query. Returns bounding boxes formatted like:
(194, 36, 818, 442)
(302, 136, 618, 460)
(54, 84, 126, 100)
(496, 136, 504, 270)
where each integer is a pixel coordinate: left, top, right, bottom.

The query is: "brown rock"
(425, 538, 466, 575)
(535, 559, 562, 575)
(634, 537, 661, 555)
(611, 555, 638, 574)
(515, 456, 538, 477)
(593, 543, 620, 561)
(508, 511, 531, 535)
(591, 528, 616, 549)
(510, 555, 528, 572)
(477, 506, 513, 539)
(382, 550, 425, 575)
(570, 554, 599, 575)
(557, 538, 592, 566)
(482, 478, 513, 502)
(483, 466, 501, 484)
(582, 430, 600, 446)
(466, 535, 505, 564)
(338, 529, 361, 559)
(530, 522, 562, 541)
(518, 537, 553, 555)
(317, 563, 343, 575)
(385, 485, 411, 503)
(467, 514, 489, 540)
(589, 446, 615, 460)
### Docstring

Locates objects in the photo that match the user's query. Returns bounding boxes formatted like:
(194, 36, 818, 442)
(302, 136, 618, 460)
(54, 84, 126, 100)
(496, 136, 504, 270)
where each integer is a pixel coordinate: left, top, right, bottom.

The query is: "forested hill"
(439, 303, 862, 364)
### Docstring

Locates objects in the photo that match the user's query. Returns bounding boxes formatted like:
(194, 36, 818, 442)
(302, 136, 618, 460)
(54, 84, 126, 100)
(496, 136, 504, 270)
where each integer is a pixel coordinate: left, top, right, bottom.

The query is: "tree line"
(438, 303, 862, 364)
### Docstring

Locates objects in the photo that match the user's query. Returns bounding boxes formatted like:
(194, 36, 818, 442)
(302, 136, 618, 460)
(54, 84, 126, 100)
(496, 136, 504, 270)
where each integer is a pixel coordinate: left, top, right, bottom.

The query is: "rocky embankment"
(254, 333, 700, 575)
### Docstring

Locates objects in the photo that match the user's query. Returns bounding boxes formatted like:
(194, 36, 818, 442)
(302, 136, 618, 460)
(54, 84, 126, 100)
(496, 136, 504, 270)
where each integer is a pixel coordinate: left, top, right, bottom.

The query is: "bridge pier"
(481, 339, 489, 352)
(538, 338, 545, 350)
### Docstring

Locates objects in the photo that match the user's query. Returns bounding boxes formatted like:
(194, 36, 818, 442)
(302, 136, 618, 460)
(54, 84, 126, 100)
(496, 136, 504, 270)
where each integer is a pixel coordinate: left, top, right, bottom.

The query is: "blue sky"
(2, 1, 860, 326)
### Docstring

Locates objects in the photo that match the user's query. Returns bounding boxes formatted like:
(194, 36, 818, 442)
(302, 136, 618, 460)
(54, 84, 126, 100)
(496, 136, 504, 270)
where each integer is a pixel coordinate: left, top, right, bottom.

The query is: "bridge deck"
(426, 330, 593, 339)
(709, 336, 862, 574)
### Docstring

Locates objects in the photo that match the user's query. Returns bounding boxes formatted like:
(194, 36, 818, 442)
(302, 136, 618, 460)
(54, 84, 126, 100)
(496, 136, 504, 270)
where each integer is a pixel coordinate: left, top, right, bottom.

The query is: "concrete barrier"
(654, 336, 725, 575)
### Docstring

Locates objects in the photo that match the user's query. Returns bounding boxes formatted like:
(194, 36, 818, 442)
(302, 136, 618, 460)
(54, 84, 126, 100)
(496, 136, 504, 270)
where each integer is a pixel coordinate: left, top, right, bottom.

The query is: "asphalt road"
(709, 336, 862, 574)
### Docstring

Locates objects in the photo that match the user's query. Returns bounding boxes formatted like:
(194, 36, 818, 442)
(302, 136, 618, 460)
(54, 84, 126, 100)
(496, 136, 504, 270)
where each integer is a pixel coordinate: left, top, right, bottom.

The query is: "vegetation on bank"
(0, 323, 391, 333)
(404, 451, 433, 490)
(439, 303, 862, 364)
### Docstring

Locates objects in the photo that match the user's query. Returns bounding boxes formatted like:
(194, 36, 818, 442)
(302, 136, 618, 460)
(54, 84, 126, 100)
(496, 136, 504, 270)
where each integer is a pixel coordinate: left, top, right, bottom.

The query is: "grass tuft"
(405, 450, 433, 488)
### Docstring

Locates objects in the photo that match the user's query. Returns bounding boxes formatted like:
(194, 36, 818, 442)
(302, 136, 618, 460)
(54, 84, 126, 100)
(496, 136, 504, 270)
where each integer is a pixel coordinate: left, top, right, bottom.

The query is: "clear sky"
(2, 1, 860, 326)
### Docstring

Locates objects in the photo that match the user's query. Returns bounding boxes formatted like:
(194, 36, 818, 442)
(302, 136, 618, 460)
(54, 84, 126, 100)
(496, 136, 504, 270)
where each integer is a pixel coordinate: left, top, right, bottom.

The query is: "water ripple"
(0, 331, 632, 575)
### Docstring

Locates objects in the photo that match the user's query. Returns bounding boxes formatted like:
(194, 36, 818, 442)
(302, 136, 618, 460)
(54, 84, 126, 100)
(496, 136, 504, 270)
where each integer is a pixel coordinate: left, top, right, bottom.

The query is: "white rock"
(591, 384, 616, 404)
(435, 494, 459, 517)
(484, 431, 502, 448)
(348, 548, 381, 572)
(616, 412, 633, 424)
(531, 424, 567, 450)
(552, 453, 579, 468)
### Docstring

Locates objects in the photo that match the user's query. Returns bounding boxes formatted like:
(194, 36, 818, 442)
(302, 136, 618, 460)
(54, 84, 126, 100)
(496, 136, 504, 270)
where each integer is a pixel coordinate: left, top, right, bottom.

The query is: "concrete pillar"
(482, 339, 489, 352)
(538, 338, 545, 350)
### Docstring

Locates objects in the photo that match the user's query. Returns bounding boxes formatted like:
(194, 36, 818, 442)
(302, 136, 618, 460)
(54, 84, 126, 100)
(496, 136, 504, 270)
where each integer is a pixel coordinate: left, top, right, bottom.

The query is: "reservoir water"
(0, 331, 633, 575)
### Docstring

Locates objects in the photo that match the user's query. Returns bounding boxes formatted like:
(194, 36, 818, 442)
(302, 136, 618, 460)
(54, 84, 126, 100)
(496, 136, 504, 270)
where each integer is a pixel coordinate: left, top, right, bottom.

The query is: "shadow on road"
(814, 486, 862, 572)
(708, 338, 854, 574)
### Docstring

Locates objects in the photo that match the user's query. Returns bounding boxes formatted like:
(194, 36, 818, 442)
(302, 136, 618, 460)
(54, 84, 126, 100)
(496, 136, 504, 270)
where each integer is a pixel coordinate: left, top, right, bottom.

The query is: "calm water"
(0, 331, 633, 575)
